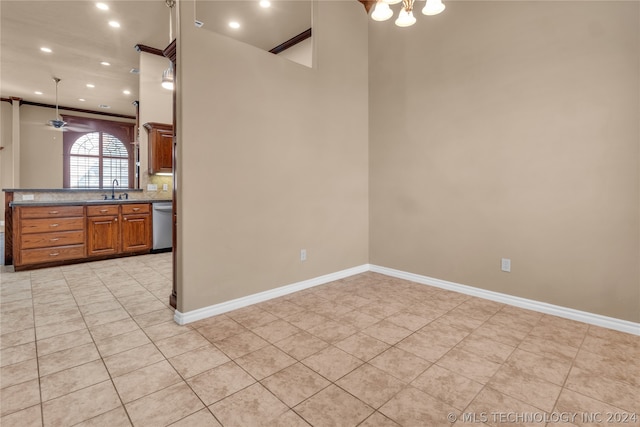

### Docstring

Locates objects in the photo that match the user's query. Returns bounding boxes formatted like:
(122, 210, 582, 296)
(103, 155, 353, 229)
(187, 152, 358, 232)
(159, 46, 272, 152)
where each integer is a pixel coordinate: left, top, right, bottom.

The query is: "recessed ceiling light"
(40, 47, 52, 53)
(108, 20, 120, 28)
(229, 21, 240, 29)
(34, 91, 43, 95)
(78, 98, 86, 102)
(86, 83, 95, 88)
(123, 90, 131, 95)
(259, 0, 271, 8)
(96, 2, 109, 11)
(99, 104, 111, 109)
(100, 61, 111, 66)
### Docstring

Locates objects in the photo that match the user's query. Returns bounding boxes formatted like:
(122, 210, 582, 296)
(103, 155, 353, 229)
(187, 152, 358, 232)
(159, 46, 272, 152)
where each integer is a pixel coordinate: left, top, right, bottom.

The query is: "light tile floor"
(1, 253, 639, 426)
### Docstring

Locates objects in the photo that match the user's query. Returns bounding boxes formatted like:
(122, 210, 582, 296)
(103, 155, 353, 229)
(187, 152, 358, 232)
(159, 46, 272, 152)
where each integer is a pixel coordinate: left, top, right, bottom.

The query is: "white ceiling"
(195, 1, 311, 52)
(0, 0, 312, 117)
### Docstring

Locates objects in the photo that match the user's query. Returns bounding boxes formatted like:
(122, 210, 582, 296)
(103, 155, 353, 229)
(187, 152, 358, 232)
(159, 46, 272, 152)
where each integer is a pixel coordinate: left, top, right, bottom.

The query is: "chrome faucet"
(111, 179, 119, 199)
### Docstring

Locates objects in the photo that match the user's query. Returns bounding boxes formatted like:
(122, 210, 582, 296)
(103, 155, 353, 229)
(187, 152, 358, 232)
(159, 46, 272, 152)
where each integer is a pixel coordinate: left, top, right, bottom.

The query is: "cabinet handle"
(49, 210, 59, 214)
(50, 223, 59, 227)
(49, 252, 60, 257)
(50, 238, 60, 242)
(114, 217, 118, 222)
(123, 218, 128, 221)
(100, 209, 108, 213)
(132, 208, 140, 211)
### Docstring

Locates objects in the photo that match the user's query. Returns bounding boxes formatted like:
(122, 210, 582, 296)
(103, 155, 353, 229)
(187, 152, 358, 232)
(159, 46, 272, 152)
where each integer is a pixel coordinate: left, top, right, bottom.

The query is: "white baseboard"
(174, 263, 639, 336)
(174, 264, 371, 325)
(370, 265, 640, 336)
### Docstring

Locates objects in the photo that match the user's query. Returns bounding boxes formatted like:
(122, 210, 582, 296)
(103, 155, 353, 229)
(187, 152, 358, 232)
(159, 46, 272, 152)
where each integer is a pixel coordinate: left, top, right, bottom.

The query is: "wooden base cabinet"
(13, 206, 86, 267)
(12, 203, 152, 270)
(121, 204, 151, 253)
(87, 205, 120, 257)
(87, 203, 151, 257)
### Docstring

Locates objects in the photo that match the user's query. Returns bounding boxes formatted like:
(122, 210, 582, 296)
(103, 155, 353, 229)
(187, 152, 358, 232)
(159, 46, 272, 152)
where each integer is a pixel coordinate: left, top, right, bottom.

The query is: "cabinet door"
(121, 214, 151, 252)
(154, 129, 173, 173)
(87, 215, 119, 256)
(144, 122, 173, 175)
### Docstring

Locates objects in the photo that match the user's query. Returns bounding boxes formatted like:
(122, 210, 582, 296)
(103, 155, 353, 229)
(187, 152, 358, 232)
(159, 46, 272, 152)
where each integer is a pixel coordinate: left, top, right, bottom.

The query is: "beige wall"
(176, 0, 370, 312)
(369, 1, 639, 322)
(19, 105, 65, 188)
(12, 105, 134, 189)
(277, 37, 313, 68)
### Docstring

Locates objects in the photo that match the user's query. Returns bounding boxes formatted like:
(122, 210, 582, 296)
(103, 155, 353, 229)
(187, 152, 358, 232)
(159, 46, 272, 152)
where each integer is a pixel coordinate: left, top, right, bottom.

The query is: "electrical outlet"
(501, 258, 511, 272)
(22, 194, 34, 201)
(162, 183, 169, 191)
(147, 184, 158, 191)
(300, 249, 307, 262)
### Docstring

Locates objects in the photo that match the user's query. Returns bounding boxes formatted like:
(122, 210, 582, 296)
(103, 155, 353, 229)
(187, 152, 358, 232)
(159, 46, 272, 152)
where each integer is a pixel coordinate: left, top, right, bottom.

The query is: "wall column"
(10, 97, 21, 187)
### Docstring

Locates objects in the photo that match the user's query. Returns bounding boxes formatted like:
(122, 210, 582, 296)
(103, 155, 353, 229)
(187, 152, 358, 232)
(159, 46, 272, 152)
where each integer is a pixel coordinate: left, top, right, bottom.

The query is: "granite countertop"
(10, 199, 172, 207)
(3, 188, 145, 193)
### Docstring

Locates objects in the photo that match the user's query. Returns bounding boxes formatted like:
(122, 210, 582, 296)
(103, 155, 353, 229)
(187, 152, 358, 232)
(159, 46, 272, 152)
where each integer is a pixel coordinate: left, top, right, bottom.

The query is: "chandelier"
(371, 0, 445, 27)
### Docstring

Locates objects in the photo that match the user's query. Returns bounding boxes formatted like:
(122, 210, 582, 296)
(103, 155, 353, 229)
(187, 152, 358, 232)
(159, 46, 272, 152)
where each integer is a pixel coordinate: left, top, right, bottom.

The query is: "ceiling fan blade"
(64, 123, 97, 133)
(40, 121, 96, 133)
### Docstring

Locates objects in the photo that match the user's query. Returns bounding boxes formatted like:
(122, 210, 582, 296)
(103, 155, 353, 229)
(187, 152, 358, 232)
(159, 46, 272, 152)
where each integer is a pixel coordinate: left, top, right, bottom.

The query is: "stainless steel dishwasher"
(152, 202, 173, 252)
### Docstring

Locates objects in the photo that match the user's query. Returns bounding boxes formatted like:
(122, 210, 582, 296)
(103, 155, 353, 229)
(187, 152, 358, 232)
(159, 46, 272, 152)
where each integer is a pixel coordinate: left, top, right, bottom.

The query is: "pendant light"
(161, 0, 175, 90)
(161, 64, 174, 90)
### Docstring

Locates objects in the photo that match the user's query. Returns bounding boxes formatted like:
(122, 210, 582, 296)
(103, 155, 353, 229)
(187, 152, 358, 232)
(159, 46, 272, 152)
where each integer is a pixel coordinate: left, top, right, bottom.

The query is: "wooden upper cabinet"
(143, 122, 173, 175)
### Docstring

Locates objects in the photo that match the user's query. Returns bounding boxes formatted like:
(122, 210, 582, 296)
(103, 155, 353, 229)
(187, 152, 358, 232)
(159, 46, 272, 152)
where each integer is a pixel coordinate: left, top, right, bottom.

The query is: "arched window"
(63, 116, 135, 188)
(68, 132, 129, 188)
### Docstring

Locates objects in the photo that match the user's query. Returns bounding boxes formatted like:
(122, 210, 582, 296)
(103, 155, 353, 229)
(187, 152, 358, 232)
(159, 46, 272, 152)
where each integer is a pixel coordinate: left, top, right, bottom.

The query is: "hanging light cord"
(54, 78, 60, 118)
(166, 0, 175, 42)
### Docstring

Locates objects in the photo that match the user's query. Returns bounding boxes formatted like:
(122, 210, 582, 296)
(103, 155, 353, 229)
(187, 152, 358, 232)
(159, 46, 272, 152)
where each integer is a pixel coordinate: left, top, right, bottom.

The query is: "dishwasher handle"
(154, 206, 173, 212)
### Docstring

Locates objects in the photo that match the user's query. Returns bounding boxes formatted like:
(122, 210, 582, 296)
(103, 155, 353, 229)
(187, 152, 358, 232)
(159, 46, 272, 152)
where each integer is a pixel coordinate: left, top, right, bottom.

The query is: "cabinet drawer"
(20, 217, 85, 234)
(20, 245, 86, 265)
(121, 204, 150, 215)
(87, 205, 119, 216)
(19, 205, 84, 219)
(21, 230, 85, 249)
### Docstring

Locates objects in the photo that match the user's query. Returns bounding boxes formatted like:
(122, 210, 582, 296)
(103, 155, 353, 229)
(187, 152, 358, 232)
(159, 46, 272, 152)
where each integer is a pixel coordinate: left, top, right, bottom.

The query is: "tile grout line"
(61, 265, 137, 427)
(29, 269, 46, 427)
(90, 261, 184, 426)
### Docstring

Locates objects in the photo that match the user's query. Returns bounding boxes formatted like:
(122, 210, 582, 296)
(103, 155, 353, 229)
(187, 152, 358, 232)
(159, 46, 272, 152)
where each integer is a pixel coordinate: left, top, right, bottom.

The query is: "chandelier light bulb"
(395, 9, 416, 27)
(422, 0, 445, 15)
(371, 2, 393, 21)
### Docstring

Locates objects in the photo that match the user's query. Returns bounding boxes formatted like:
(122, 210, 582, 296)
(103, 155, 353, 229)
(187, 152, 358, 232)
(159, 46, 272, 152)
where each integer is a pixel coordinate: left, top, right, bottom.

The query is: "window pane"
(70, 156, 100, 188)
(70, 133, 99, 155)
(102, 157, 129, 188)
(103, 133, 128, 158)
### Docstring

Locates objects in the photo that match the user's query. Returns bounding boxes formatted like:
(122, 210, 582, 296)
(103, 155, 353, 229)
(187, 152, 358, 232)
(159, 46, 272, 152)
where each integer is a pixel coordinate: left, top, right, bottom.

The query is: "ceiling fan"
(47, 77, 67, 129)
(42, 77, 94, 133)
